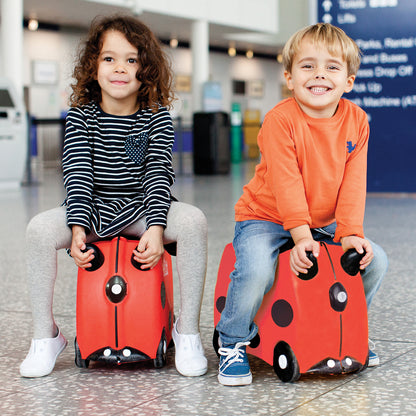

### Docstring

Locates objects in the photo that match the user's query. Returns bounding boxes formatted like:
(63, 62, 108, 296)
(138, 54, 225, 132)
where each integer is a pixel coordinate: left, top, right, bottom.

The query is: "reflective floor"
(0, 159, 415, 415)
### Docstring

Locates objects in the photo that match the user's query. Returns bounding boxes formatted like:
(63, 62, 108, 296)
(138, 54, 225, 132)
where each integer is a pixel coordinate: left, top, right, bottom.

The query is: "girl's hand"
(290, 237, 320, 275)
(70, 225, 94, 269)
(132, 225, 164, 270)
(340, 235, 374, 270)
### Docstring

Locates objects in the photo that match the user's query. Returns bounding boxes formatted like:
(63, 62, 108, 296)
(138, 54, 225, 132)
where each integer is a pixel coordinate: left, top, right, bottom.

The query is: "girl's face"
(96, 30, 142, 115)
(284, 37, 355, 118)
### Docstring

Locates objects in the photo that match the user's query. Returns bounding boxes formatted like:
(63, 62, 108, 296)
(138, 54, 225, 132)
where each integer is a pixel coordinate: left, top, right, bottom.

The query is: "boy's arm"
(340, 235, 374, 270)
(289, 224, 320, 275)
(260, 112, 311, 230)
(260, 110, 317, 274)
(334, 117, 369, 242)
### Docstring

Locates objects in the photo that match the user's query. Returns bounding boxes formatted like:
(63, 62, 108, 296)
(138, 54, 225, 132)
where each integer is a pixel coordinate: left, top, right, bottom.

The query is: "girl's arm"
(62, 107, 94, 233)
(132, 225, 164, 269)
(142, 108, 175, 229)
(70, 225, 95, 269)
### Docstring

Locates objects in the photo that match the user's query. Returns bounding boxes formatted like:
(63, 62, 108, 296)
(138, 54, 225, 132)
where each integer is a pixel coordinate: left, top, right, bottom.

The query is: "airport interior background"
(0, 0, 415, 415)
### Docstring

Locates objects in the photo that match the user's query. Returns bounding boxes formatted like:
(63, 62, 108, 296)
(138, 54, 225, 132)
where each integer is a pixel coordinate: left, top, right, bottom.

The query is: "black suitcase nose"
(106, 275, 127, 303)
(329, 282, 348, 312)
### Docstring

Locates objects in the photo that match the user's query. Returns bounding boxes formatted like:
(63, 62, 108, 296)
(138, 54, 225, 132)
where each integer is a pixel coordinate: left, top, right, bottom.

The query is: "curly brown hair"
(69, 15, 174, 111)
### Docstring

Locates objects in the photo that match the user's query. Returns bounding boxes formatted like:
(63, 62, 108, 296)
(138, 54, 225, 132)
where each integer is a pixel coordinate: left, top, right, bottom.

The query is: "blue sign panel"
(317, 0, 416, 192)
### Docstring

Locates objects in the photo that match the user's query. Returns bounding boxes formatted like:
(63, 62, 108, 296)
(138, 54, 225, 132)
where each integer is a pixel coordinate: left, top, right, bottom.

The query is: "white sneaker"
(20, 329, 68, 378)
(172, 321, 208, 377)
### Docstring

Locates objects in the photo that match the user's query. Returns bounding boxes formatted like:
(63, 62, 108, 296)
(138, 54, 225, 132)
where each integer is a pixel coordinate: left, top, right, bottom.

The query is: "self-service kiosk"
(0, 78, 27, 188)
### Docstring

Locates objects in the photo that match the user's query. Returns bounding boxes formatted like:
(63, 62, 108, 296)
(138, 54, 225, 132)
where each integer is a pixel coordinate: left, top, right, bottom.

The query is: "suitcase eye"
(297, 252, 318, 280)
(84, 244, 104, 272)
(130, 253, 149, 271)
(106, 275, 127, 303)
(329, 282, 348, 312)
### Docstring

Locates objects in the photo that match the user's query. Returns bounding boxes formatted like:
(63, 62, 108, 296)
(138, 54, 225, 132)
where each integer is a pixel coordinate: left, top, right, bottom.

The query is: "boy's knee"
(236, 259, 276, 294)
(371, 243, 389, 275)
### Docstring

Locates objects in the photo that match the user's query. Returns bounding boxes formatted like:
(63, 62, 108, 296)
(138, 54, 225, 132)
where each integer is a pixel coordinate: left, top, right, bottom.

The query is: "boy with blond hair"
(216, 23, 388, 386)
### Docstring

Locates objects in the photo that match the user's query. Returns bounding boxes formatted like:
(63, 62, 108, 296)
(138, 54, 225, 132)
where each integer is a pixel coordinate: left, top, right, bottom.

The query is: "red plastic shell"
(76, 236, 174, 361)
(214, 242, 368, 375)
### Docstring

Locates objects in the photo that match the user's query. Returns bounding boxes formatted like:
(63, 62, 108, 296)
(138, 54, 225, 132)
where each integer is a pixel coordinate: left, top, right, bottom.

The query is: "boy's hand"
(290, 237, 320, 276)
(340, 235, 374, 270)
(71, 225, 94, 269)
(132, 225, 164, 270)
(289, 225, 320, 275)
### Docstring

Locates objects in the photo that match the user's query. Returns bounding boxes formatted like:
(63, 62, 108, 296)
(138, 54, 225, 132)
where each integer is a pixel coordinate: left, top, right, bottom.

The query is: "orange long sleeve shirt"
(235, 98, 369, 242)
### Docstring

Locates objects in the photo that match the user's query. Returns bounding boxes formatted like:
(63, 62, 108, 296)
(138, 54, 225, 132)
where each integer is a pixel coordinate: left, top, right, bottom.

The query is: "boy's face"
(284, 37, 355, 118)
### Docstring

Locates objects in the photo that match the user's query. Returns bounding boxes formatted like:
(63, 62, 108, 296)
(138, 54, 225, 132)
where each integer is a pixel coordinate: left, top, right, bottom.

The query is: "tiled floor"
(0, 159, 415, 415)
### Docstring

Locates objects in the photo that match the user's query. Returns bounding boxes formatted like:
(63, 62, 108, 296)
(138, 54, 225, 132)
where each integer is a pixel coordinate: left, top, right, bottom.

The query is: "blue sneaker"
(368, 339, 380, 367)
(218, 341, 252, 386)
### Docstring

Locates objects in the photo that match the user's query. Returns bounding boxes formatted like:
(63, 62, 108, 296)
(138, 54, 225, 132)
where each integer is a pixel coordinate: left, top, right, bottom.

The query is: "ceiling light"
(28, 18, 39, 31)
(170, 38, 178, 48)
(246, 49, 254, 59)
(228, 47, 236, 57)
(277, 54, 283, 63)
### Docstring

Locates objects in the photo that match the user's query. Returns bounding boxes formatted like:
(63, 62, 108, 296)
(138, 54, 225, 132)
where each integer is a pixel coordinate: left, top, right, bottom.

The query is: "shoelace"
(218, 341, 250, 370)
(368, 339, 376, 350)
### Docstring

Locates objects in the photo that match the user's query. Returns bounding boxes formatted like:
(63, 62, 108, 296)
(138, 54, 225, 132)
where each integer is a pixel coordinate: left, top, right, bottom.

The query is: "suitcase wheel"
(74, 337, 90, 368)
(153, 330, 168, 368)
(273, 341, 300, 382)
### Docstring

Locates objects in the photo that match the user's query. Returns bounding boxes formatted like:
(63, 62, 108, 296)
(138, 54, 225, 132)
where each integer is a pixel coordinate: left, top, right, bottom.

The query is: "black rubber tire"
(213, 328, 220, 357)
(74, 337, 90, 368)
(153, 330, 167, 368)
(273, 341, 300, 382)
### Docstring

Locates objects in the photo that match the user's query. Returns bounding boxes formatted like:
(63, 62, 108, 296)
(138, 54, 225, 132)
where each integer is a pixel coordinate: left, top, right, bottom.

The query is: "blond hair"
(282, 23, 361, 76)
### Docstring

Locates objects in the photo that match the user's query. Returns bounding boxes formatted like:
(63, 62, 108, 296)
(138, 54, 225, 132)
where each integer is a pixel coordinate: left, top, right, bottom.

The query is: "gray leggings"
(26, 201, 207, 338)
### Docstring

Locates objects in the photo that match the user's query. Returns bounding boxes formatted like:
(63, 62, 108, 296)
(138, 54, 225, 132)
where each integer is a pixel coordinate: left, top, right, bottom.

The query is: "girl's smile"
(96, 30, 142, 115)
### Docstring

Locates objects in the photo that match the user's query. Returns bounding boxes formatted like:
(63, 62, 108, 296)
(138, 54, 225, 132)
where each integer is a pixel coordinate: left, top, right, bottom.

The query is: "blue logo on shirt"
(347, 141, 356, 153)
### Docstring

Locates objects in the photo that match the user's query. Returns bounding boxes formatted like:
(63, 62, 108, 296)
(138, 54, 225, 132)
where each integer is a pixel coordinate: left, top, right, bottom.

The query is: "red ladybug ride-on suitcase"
(213, 242, 369, 382)
(75, 236, 174, 369)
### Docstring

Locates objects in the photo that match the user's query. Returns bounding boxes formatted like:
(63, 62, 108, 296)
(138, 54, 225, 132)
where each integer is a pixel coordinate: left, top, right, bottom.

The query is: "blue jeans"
(216, 220, 388, 346)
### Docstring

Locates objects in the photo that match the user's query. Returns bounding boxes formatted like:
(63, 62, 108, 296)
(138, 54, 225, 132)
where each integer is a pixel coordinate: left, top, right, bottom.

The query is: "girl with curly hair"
(20, 15, 208, 378)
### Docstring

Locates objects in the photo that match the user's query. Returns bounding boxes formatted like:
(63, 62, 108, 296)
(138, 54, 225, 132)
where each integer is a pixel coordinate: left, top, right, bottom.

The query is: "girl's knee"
(188, 205, 207, 230)
(26, 213, 46, 243)
(26, 208, 70, 248)
(169, 203, 207, 235)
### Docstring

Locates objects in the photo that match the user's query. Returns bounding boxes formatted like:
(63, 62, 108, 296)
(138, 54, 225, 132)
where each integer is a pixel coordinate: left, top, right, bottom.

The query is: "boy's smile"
(284, 37, 355, 118)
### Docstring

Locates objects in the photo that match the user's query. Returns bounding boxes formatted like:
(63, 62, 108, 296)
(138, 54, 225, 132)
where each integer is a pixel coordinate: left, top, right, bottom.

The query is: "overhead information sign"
(318, 0, 416, 192)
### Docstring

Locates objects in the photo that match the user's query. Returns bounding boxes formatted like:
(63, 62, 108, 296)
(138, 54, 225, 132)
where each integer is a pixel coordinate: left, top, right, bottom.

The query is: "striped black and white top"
(62, 101, 175, 238)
